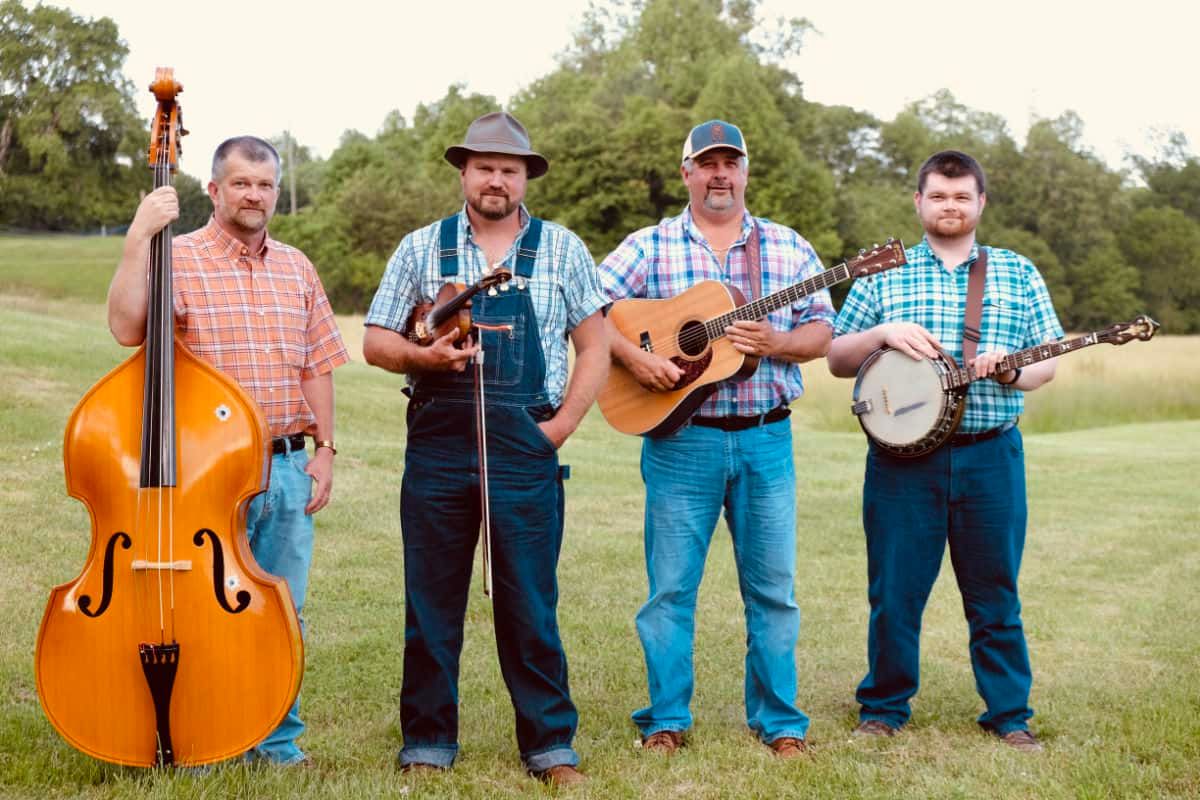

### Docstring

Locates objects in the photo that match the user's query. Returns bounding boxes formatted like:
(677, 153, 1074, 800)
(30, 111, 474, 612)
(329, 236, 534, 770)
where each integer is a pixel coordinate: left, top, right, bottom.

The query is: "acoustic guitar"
(599, 240, 906, 437)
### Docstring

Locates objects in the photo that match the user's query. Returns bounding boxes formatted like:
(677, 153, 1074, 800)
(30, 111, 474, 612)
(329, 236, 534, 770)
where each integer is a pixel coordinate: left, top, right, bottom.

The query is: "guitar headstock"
(847, 238, 907, 279)
(1099, 315, 1160, 345)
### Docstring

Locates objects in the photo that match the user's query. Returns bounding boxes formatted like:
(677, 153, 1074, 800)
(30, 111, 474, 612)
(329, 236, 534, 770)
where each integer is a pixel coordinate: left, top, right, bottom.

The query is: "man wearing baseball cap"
(598, 119, 834, 758)
(363, 111, 609, 786)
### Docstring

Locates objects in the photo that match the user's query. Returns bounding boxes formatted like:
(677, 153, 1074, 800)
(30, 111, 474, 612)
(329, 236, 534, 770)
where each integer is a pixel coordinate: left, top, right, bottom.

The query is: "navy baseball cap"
(681, 119, 748, 164)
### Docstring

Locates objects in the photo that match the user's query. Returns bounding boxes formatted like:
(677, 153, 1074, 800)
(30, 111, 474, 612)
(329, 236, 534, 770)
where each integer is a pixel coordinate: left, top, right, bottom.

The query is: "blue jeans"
(245, 444, 314, 765)
(857, 426, 1033, 735)
(633, 420, 809, 744)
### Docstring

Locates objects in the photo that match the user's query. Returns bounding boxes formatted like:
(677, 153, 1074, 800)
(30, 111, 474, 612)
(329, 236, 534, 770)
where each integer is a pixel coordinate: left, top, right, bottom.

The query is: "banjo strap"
(961, 248, 988, 366)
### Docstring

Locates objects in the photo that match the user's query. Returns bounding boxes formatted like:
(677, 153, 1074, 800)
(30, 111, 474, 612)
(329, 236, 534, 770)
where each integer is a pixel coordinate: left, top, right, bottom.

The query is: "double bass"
(34, 69, 303, 767)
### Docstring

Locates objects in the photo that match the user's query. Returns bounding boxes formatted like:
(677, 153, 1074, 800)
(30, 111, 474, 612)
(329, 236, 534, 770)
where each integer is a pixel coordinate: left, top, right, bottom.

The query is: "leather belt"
(949, 419, 1016, 446)
(691, 407, 790, 432)
(271, 433, 307, 455)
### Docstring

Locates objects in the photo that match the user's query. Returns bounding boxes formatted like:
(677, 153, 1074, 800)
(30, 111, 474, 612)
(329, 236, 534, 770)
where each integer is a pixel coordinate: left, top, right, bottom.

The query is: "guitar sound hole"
(677, 320, 709, 357)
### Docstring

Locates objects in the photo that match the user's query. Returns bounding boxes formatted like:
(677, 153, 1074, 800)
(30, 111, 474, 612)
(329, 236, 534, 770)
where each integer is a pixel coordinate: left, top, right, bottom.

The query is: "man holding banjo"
(827, 150, 1063, 752)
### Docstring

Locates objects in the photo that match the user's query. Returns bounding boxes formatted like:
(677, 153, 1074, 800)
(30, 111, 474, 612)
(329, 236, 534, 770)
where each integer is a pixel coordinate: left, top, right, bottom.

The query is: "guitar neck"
(947, 329, 1107, 389)
(703, 261, 852, 340)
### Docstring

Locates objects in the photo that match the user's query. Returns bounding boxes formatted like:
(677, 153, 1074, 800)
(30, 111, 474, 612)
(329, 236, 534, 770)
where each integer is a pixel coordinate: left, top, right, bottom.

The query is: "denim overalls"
(397, 215, 578, 772)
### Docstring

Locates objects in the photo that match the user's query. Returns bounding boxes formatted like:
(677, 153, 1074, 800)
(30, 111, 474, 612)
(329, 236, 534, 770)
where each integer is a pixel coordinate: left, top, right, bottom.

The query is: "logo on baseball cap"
(681, 120, 748, 164)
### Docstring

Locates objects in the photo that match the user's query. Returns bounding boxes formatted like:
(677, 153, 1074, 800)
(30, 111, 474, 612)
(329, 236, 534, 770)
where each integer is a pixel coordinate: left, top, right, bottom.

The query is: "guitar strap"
(962, 247, 988, 367)
(741, 219, 763, 301)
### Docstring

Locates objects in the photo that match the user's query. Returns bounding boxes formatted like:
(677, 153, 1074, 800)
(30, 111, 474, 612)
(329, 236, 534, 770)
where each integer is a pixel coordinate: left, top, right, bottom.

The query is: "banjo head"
(853, 349, 955, 447)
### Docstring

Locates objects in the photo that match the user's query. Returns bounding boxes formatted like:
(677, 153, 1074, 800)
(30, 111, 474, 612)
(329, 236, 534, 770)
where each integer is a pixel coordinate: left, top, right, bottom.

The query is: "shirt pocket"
(982, 287, 1027, 350)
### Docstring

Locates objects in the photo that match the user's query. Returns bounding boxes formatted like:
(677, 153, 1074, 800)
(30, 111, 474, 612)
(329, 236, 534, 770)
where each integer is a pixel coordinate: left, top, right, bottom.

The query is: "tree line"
(3, 0, 1198, 332)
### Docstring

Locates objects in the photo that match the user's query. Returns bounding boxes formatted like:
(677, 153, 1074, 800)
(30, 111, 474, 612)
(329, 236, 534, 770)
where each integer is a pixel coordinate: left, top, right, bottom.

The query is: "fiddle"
(405, 266, 512, 346)
(34, 68, 303, 767)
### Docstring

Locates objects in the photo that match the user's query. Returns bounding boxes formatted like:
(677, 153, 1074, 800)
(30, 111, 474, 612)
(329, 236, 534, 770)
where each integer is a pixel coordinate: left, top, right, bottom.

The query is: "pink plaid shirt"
(171, 219, 349, 436)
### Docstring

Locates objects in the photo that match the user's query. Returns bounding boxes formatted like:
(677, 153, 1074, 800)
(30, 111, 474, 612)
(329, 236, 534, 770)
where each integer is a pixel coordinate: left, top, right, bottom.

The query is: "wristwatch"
(998, 368, 1022, 386)
(316, 440, 337, 455)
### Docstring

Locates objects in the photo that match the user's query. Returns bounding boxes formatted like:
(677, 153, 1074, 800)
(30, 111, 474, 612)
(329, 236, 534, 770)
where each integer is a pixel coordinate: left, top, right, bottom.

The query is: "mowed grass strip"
(1, 236, 1198, 798)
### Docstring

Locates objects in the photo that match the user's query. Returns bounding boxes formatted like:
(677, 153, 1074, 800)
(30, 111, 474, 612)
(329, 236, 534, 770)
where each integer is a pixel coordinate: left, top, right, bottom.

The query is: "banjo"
(851, 315, 1159, 457)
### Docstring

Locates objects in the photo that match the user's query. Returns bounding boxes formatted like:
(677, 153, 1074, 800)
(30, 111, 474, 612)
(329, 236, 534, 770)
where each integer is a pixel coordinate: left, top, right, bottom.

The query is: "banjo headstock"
(1098, 315, 1160, 345)
(847, 238, 907, 279)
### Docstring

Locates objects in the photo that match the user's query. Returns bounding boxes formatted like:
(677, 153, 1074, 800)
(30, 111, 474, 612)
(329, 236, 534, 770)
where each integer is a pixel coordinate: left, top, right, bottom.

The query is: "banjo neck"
(943, 315, 1161, 390)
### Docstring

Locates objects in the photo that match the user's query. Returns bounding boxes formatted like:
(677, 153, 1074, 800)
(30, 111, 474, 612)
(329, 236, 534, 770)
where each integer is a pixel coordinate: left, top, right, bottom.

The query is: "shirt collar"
(916, 236, 981, 271)
(682, 205, 754, 246)
(199, 215, 272, 260)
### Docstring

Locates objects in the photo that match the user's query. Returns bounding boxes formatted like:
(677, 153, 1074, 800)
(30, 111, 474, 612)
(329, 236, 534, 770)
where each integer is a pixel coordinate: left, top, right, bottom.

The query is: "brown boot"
(768, 736, 807, 759)
(641, 730, 684, 754)
(535, 764, 587, 787)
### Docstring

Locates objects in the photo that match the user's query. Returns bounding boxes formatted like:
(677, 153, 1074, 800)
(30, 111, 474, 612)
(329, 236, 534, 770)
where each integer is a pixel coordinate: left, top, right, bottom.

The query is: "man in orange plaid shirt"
(108, 135, 349, 765)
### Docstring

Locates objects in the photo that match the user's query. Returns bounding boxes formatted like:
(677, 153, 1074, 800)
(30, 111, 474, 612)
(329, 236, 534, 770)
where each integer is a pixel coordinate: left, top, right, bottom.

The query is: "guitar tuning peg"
(488, 286, 498, 296)
(858, 248, 866, 256)
(873, 242, 879, 249)
(500, 281, 511, 291)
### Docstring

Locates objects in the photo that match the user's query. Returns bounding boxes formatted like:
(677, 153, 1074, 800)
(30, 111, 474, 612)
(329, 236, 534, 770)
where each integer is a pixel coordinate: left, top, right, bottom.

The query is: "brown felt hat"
(444, 112, 549, 179)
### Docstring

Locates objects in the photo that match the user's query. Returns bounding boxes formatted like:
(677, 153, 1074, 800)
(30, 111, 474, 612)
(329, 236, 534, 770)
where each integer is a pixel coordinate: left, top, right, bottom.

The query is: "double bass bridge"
(131, 559, 193, 571)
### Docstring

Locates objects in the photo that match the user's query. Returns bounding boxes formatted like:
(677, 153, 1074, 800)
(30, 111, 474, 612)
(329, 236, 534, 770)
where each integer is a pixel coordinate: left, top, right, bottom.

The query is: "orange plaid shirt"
(171, 219, 349, 437)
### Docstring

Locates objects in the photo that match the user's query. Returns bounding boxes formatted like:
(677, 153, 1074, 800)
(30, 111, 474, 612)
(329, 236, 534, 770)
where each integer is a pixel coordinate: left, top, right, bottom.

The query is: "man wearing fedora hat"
(597, 119, 834, 758)
(363, 111, 609, 786)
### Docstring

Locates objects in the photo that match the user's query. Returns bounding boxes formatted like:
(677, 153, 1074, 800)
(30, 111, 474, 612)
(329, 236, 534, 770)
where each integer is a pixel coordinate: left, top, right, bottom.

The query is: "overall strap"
(514, 217, 542, 278)
(741, 219, 763, 301)
(438, 214, 459, 278)
(962, 247, 988, 365)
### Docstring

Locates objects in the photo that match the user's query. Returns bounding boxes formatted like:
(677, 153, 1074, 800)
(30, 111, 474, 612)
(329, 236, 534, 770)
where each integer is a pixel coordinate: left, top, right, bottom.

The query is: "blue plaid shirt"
(834, 238, 1064, 432)
(365, 205, 610, 406)
(598, 206, 835, 416)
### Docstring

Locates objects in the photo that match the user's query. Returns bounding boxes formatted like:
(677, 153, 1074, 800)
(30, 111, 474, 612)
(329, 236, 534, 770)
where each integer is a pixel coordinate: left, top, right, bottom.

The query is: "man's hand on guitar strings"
(725, 319, 779, 357)
(629, 349, 684, 392)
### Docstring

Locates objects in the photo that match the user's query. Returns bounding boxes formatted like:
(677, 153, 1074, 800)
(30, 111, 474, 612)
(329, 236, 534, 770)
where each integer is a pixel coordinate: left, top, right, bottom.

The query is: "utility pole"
(287, 130, 296, 215)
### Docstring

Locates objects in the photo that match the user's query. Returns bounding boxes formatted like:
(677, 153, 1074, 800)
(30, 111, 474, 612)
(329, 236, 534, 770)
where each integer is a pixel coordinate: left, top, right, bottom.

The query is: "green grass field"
(1, 236, 1198, 798)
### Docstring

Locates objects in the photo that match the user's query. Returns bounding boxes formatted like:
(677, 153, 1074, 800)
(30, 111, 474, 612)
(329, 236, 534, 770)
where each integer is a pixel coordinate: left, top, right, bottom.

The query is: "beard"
(227, 206, 270, 234)
(468, 191, 518, 221)
(702, 184, 737, 213)
(925, 213, 978, 239)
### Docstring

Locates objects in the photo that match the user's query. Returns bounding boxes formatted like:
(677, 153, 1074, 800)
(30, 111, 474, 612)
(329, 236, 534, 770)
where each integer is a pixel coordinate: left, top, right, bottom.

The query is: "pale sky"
(50, 0, 1200, 182)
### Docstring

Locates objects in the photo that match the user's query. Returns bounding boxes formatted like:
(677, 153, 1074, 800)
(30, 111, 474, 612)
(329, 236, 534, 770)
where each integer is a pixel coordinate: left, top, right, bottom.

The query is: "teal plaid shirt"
(834, 238, 1064, 432)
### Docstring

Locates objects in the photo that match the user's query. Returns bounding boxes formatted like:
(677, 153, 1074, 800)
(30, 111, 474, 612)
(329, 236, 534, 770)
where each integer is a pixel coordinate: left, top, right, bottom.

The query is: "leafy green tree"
(173, 172, 211, 234)
(1131, 131, 1200, 222)
(0, 0, 145, 230)
(1119, 206, 1200, 332)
